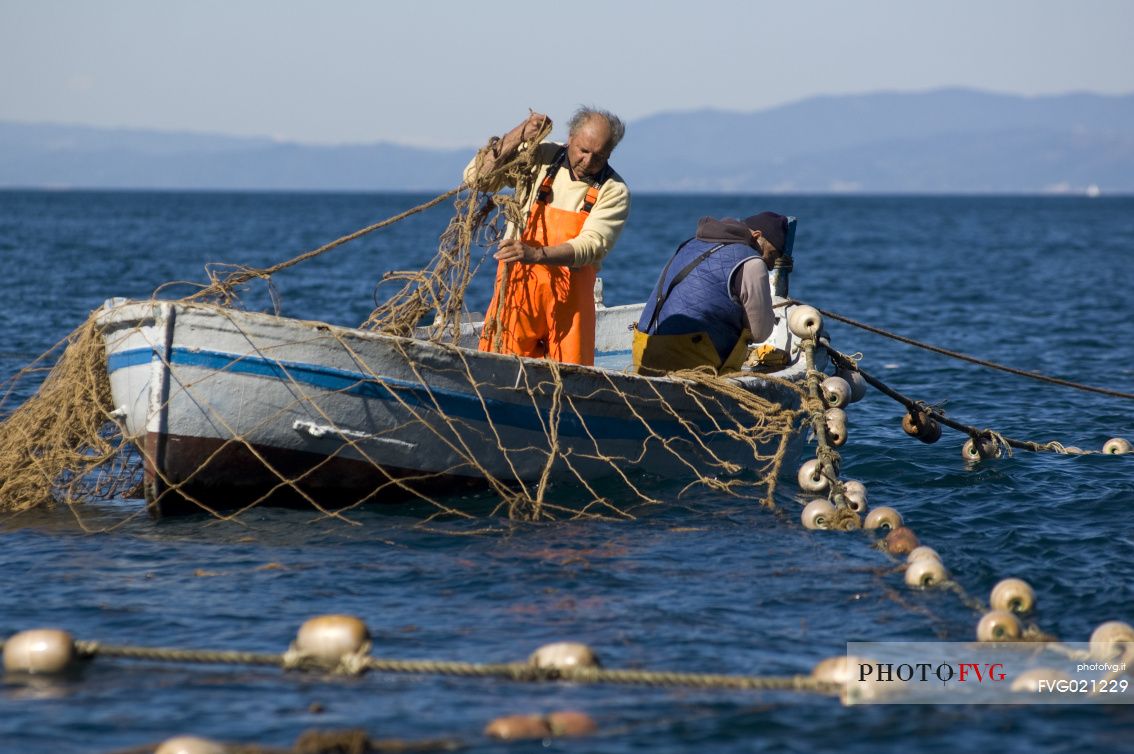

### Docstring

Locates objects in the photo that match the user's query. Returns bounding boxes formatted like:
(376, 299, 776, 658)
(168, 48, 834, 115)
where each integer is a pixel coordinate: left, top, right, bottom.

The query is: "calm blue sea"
(1, 190, 1133, 754)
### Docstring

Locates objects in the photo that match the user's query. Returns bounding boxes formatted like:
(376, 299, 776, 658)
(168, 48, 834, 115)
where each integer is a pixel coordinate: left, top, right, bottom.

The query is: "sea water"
(1, 190, 1132, 753)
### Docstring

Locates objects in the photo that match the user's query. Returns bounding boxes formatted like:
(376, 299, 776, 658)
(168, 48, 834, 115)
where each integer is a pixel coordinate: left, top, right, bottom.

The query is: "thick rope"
(361, 658, 834, 693)
(804, 304, 1134, 401)
(825, 344, 1094, 455)
(74, 641, 287, 668)
(5, 637, 837, 696)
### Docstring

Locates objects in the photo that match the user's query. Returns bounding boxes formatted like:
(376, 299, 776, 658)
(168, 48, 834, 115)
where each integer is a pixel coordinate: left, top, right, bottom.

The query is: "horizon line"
(3, 85, 1132, 151)
(1, 186, 1126, 199)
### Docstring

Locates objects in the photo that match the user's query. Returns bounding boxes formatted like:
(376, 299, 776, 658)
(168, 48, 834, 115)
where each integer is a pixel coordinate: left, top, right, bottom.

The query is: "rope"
(361, 658, 835, 693)
(802, 303, 1134, 401)
(798, 336, 859, 529)
(183, 189, 462, 304)
(74, 641, 287, 668)
(825, 344, 1095, 455)
(181, 118, 549, 329)
(7, 636, 837, 696)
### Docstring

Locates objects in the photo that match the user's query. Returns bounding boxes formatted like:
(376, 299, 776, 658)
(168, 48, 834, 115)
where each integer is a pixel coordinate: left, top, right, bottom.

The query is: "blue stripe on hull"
(107, 346, 700, 440)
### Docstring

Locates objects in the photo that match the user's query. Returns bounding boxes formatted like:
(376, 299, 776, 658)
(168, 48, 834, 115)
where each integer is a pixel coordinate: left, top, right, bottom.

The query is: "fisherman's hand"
(494, 239, 544, 264)
(489, 113, 551, 166)
(519, 112, 551, 142)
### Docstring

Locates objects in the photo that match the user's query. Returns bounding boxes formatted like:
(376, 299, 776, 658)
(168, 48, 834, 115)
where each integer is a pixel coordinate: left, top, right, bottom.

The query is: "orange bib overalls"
(479, 152, 603, 365)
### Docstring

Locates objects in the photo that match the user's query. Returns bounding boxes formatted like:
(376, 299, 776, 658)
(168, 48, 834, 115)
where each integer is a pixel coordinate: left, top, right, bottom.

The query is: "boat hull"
(98, 301, 811, 516)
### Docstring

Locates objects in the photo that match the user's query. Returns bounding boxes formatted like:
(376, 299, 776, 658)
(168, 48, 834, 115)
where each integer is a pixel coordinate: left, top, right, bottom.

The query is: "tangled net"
(0, 121, 807, 524)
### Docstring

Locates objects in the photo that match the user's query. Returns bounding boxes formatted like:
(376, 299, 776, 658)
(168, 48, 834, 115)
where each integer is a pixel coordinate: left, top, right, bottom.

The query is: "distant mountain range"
(3, 89, 1132, 193)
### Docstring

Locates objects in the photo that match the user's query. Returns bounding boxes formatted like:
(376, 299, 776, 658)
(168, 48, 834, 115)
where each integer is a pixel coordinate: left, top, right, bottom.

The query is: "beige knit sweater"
(464, 141, 630, 269)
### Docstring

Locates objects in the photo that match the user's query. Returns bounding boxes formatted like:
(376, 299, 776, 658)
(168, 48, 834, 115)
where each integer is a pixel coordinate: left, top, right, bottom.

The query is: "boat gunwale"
(95, 298, 810, 391)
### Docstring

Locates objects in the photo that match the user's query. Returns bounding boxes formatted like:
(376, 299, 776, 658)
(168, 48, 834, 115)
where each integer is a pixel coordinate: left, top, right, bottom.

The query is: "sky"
(1, 0, 1132, 148)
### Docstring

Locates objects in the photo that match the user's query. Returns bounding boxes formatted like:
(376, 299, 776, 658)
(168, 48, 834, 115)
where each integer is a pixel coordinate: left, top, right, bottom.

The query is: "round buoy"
(842, 480, 867, 510)
(901, 411, 922, 438)
(920, 419, 942, 444)
(802, 499, 836, 530)
(788, 305, 822, 339)
(883, 526, 920, 556)
(977, 610, 1023, 642)
(821, 376, 851, 409)
(864, 506, 902, 530)
(546, 711, 598, 737)
(1089, 621, 1134, 660)
(294, 615, 370, 666)
(836, 367, 867, 403)
(530, 642, 600, 670)
(2, 629, 77, 675)
(797, 458, 829, 494)
(825, 407, 848, 447)
(906, 546, 941, 564)
(900, 410, 941, 444)
(484, 714, 551, 740)
(1103, 437, 1132, 455)
(811, 655, 857, 685)
(154, 736, 227, 754)
(905, 557, 948, 588)
(1010, 667, 1072, 693)
(813, 655, 892, 704)
(962, 436, 1001, 461)
(990, 578, 1036, 615)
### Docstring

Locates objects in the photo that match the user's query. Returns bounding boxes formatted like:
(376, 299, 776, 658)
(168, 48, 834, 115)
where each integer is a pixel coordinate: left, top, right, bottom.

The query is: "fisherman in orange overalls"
(466, 108, 631, 366)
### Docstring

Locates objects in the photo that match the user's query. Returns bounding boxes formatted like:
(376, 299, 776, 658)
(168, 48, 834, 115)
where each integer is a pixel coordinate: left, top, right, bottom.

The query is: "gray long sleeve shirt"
(731, 259, 775, 342)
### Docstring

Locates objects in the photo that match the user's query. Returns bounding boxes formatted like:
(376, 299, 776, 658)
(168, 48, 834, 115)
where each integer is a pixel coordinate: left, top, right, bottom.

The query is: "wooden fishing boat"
(96, 271, 821, 517)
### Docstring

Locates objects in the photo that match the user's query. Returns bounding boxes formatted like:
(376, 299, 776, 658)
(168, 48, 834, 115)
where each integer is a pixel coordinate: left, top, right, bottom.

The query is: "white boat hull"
(97, 300, 813, 516)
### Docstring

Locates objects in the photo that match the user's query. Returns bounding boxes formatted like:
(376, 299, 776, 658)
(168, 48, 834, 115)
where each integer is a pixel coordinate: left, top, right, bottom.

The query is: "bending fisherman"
(633, 212, 790, 373)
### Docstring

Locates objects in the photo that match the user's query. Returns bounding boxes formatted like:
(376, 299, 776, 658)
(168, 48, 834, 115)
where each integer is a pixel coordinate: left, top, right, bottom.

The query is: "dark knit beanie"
(743, 212, 788, 252)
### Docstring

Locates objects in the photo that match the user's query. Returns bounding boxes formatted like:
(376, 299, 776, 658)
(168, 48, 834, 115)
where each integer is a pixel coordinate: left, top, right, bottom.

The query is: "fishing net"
(0, 122, 808, 524)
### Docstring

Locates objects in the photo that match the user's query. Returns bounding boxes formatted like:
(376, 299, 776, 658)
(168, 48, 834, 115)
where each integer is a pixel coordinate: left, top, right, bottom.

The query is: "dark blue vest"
(637, 238, 759, 362)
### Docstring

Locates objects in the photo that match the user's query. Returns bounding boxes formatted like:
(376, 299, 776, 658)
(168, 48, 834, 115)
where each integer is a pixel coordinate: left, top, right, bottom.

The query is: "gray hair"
(567, 106, 626, 150)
